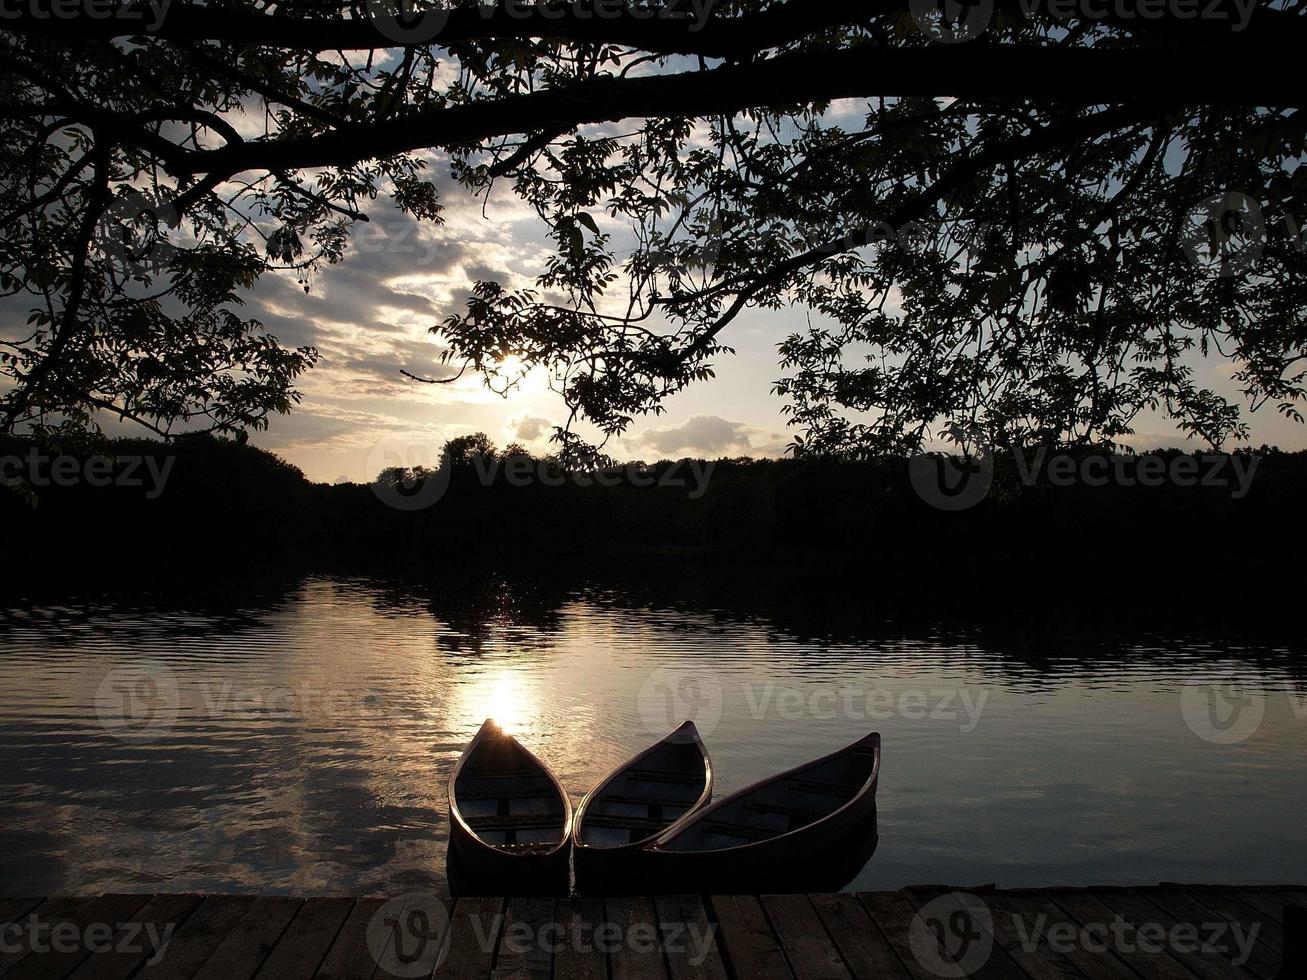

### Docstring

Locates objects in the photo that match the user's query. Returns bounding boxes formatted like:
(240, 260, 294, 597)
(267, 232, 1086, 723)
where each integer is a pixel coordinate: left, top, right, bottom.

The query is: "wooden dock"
(0, 885, 1303, 979)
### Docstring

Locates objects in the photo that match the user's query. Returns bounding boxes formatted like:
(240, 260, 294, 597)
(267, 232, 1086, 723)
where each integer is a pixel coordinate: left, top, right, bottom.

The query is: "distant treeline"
(3, 433, 1302, 591)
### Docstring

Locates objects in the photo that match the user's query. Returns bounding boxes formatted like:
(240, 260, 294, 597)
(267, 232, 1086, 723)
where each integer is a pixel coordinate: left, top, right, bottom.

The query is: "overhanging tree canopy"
(2, 0, 1305, 456)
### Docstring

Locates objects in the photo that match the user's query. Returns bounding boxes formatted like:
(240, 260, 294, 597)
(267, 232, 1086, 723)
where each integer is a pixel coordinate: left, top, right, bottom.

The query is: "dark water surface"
(1, 571, 1304, 896)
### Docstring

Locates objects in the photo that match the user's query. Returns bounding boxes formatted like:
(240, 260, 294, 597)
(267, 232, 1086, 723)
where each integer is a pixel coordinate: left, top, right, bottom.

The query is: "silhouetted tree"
(3, 2, 1305, 454)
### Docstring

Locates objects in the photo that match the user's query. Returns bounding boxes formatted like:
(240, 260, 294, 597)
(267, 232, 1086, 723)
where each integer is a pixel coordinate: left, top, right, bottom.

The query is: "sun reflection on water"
(456, 668, 537, 734)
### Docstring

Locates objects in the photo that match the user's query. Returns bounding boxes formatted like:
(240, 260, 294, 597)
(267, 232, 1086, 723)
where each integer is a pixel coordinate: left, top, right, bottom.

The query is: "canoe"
(639, 731, 881, 892)
(572, 720, 712, 892)
(447, 719, 572, 893)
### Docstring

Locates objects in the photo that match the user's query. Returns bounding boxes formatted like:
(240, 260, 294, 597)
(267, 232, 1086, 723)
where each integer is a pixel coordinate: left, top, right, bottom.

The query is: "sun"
(459, 668, 536, 734)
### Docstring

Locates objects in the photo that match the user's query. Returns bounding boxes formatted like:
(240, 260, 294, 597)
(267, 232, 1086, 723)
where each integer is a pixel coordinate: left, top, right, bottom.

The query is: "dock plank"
(1050, 890, 1201, 980)
(654, 895, 726, 980)
(493, 897, 554, 980)
(857, 891, 943, 980)
(1228, 891, 1299, 923)
(432, 896, 503, 980)
(66, 894, 201, 980)
(1184, 891, 1283, 956)
(985, 891, 1134, 980)
(900, 889, 1031, 980)
(607, 896, 666, 980)
(1, 894, 153, 980)
(0, 900, 42, 925)
(0, 898, 90, 976)
(190, 896, 303, 980)
(907, 889, 1081, 980)
(553, 899, 606, 980)
(809, 893, 907, 980)
(708, 895, 793, 980)
(312, 898, 386, 980)
(135, 895, 257, 980)
(761, 893, 851, 980)
(1136, 888, 1280, 980)
(370, 894, 455, 980)
(252, 897, 355, 980)
(1091, 887, 1243, 980)
(0, 885, 1300, 980)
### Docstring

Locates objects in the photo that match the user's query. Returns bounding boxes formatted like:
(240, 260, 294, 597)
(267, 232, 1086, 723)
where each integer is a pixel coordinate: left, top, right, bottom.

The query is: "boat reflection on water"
(447, 807, 879, 898)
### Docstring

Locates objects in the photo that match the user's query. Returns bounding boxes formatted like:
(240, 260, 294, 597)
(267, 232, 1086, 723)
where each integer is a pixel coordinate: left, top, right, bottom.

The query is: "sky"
(238, 158, 1307, 486)
(241, 159, 808, 485)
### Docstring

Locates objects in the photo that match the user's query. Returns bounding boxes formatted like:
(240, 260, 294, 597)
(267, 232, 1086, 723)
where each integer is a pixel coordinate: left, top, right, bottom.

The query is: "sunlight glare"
(462, 668, 534, 734)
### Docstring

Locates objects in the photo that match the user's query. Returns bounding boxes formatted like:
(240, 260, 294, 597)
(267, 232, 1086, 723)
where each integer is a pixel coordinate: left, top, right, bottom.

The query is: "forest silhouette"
(4, 433, 1301, 619)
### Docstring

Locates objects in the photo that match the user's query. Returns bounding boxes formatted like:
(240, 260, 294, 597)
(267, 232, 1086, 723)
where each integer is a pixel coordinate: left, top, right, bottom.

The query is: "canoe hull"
(630, 796, 879, 894)
(572, 721, 713, 895)
(447, 719, 572, 897)
(624, 731, 882, 894)
(448, 819, 571, 896)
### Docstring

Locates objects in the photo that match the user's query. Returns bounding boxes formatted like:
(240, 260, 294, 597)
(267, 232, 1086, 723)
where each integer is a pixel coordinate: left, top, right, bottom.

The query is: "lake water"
(1, 571, 1304, 896)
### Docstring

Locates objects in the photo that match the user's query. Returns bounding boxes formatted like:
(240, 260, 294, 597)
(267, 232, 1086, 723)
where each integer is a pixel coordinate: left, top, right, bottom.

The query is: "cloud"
(638, 415, 755, 456)
(511, 415, 553, 442)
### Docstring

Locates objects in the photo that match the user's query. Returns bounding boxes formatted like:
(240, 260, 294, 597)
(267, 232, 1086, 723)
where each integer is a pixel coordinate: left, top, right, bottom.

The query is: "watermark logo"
(910, 893, 995, 978)
(366, 0, 452, 44)
(366, 443, 454, 511)
(910, 0, 994, 42)
(95, 190, 180, 276)
(637, 668, 724, 738)
(95, 660, 180, 744)
(1181, 191, 1265, 278)
(908, 450, 995, 512)
(1181, 664, 1266, 744)
(366, 894, 451, 977)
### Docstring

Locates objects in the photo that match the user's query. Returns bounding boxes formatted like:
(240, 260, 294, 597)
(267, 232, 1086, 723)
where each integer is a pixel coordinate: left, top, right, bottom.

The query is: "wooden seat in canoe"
(597, 793, 697, 808)
(701, 819, 780, 842)
(458, 768, 539, 779)
(465, 813, 567, 832)
(580, 814, 673, 833)
(745, 801, 827, 819)
(455, 781, 557, 802)
(626, 768, 705, 785)
(791, 778, 861, 797)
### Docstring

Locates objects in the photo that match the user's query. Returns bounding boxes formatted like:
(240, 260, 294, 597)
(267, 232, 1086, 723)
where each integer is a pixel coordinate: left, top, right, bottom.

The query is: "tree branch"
(180, 45, 1302, 179)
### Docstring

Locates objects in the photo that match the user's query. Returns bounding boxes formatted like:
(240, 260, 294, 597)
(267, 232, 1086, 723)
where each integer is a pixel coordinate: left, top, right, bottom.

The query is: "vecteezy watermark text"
(637, 668, 989, 738)
(363, 895, 717, 977)
(367, 444, 715, 511)
(1, 449, 174, 499)
(0, 915, 176, 964)
(95, 660, 394, 743)
(908, 891, 1262, 978)
(910, 0, 1256, 44)
(0, 0, 171, 32)
(366, 0, 718, 45)
(1011, 911, 1261, 966)
(910, 448, 1260, 511)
